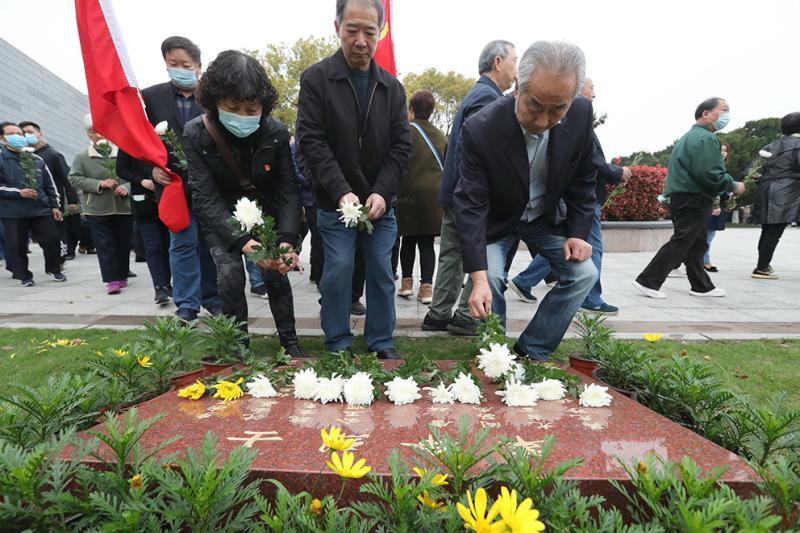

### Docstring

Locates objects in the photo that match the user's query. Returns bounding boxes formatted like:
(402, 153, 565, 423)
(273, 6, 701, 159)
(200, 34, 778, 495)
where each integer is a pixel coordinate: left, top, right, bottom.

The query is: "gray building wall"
(0, 37, 89, 164)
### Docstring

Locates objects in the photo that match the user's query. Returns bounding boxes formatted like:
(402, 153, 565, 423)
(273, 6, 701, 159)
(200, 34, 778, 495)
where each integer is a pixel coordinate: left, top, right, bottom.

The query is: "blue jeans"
(169, 213, 220, 312)
(703, 229, 716, 265)
(317, 208, 397, 352)
(512, 204, 606, 308)
(245, 258, 263, 289)
(138, 220, 171, 289)
(489, 218, 597, 359)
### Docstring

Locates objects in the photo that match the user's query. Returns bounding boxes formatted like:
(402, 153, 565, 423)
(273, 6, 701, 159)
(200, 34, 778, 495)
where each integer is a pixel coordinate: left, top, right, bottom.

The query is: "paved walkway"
(0, 227, 798, 339)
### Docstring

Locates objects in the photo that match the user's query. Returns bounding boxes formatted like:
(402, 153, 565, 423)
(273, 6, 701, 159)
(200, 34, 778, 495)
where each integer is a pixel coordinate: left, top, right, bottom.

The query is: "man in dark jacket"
(19, 121, 80, 262)
(296, 0, 410, 358)
(454, 41, 599, 361)
(0, 122, 64, 286)
(507, 78, 631, 315)
(422, 40, 517, 336)
(116, 36, 220, 322)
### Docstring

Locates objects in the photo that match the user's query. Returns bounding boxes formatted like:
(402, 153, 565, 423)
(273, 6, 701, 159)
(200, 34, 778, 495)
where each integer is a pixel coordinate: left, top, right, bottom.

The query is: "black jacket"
(454, 94, 598, 273)
(116, 81, 203, 205)
(35, 144, 77, 207)
(296, 49, 410, 211)
(183, 114, 302, 253)
(0, 146, 60, 219)
(591, 132, 624, 204)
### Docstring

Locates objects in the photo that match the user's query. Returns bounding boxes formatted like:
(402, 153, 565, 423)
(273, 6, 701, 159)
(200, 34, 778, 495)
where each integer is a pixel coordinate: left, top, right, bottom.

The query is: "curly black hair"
(196, 50, 278, 118)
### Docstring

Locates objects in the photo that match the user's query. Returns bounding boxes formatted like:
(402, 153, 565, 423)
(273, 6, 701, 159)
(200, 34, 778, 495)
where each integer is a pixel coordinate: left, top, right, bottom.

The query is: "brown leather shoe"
(417, 283, 433, 304)
(397, 277, 413, 297)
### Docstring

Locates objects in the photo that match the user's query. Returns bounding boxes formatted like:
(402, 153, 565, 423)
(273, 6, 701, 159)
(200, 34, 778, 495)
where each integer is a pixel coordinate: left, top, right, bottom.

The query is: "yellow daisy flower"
(137, 355, 153, 368)
(325, 451, 371, 479)
(178, 380, 206, 401)
(310, 498, 323, 515)
(457, 487, 503, 533)
(212, 378, 244, 402)
(644, 333, 664, 343)
(129, 474, 143, 489)
(495, 486, 545, 533)
(321, 426, 354, 451)
(417, 490, 446, 511)
(412, 466, 449, 486)
(114, 348, 129, 357)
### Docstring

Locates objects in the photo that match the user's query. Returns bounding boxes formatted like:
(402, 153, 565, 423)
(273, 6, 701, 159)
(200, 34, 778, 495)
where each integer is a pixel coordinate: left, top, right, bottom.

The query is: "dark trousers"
(210, 246, 299, 347)
(400, 234, 436, 283)
(79, 216, 94, 249)
(305, 206, 324, 283)
(131, 220, 146, 258)
(84, 214, 133, 283)
(138, 219, 171, 288)
(757, 223, 787, 270)
(61, 215, 81, 257)
(1, 216, 61, 281)
(636, 193, 715, 293)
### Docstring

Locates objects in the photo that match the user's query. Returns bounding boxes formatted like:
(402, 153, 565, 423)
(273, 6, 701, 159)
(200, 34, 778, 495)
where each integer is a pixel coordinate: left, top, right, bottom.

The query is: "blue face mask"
(25, 133, 39, 146)
(217, 108, 261, 138)
(167, 67, 198, 90)
(5, 134, 28, 150)
(713, 112, 730, 131)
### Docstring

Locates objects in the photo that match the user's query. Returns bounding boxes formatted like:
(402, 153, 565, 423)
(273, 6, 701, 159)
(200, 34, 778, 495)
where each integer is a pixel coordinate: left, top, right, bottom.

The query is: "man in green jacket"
(633, 97, 745, 299)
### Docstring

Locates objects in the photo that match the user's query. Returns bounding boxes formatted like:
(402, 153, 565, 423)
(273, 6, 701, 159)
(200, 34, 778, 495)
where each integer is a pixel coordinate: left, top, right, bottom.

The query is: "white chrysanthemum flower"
(233, 197, 264, 232)
(425, 382, 454, 404)
(579, 383, 613, 408)
(511, 362, 526, 381)
(496, 378, 539, 407)
(532, 379, 566, 401)
(337, 198, 363, 228)
(315, 374, 345, 404)
(451, 372, 482, 404)
(759, 149, 773, 158)
(292, 368, 318, 400)
(245, 374, 277, 398)
(155, 121, 169, 135)
(22, 147, 35, 153)
(477, 342, 516, 380)
(343, 371, 374, 407)
(385, 376, 421, 405)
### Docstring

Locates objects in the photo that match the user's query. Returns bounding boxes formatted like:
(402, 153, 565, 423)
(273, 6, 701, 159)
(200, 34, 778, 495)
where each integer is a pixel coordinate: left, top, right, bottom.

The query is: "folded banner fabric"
(374, 0, 396, 76)
(75, 0, 190, 232)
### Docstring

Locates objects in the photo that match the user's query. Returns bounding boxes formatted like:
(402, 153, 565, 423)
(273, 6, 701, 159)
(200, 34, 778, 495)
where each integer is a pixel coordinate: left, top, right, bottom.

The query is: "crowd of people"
(1, 0, 798, 361)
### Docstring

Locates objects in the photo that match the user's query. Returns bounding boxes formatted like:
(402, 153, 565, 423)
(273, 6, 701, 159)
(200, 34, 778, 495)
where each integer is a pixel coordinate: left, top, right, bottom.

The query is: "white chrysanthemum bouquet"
(229, 197, 292, 265)
(338, 198, 373, 234)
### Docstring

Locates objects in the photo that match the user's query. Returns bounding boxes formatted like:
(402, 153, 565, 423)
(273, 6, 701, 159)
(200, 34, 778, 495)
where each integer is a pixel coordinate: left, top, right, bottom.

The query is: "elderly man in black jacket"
(296, 0, 410, 359)
(454, 41, 599, 361)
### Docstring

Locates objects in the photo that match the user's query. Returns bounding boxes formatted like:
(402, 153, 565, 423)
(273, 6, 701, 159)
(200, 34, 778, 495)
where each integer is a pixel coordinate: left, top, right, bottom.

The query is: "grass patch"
(0, 328, 797, 409)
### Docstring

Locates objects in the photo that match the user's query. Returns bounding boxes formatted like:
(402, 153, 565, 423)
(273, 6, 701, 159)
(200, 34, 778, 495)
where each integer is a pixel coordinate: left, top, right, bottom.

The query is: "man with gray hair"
(421, 39, 517, 336)
(453, 41, 599, 360)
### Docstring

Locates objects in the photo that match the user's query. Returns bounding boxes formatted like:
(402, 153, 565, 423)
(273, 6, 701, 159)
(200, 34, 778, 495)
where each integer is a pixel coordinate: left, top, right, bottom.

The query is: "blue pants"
(138, 220, 171, 289)
(703, 229, 716, 265)
(489, 218, 596, 360)
(316, 208, 397, 352)
(245, 258, 263, 289)
(513, 204, 606, 308)
(169, 213, 220, 312)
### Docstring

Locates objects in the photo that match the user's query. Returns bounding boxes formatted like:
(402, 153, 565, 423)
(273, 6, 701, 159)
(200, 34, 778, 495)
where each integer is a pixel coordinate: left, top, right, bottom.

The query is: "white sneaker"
(689, 287, 726, 297)
(667, 265, 687, 278)
(632, 280, 666, 299)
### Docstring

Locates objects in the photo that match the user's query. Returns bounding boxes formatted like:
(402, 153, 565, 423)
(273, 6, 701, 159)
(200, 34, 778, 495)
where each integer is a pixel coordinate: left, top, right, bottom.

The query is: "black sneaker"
(46, 271, 67, 282)
(447, 314, 479, 336)
(284, 343, 309, 358)
(135, 254, 146, 263)
(580, 302, 620, 316)
(175, 307, 198, 324)
(375, 347, 402, 360)
(508, 279, 537, 304)
(166, 285, 173, 298)
(421, 312, 450, 331)
(351, 300, 366, 316)
(127, 270, 137, 278)
(751, 268, 778, 280)
(154, 287, 170, 305)
(250, 285, 269, 299)
(65, 253, 76, 261)
(20, 278, 35, 287)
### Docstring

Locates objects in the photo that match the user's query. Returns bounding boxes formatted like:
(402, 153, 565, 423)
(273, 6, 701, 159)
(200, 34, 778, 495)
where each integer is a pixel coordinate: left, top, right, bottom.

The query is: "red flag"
(75, 0, 190, 232)
(374, 0, 396, 75)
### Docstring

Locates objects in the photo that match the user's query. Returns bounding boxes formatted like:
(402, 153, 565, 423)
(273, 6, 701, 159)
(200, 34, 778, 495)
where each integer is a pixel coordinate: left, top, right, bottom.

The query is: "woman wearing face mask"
(183, 50, 307, 357)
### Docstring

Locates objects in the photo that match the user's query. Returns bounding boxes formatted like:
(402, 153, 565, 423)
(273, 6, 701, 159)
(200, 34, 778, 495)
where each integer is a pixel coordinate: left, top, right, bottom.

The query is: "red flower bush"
(602, 165, 668, 221)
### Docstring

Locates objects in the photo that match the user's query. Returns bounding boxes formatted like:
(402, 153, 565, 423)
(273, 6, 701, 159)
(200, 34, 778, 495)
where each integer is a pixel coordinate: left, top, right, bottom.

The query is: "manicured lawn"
(0, 328, 797, 409)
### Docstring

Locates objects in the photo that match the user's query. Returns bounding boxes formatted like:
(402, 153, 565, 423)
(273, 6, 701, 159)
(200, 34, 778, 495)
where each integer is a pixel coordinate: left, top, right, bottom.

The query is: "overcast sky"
(1, 0, 798, 158)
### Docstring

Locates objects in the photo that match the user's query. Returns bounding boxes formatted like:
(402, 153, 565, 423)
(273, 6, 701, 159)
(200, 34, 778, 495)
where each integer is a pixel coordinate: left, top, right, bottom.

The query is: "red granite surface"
(68, 364, 755, 501)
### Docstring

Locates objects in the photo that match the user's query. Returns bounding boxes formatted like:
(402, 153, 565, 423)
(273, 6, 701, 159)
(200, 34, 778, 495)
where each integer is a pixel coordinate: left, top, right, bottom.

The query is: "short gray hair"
(517, 41, 585, 98)
(336, 0, 385, 30)
(82, 114, 93, 131)
(478, 40, 514, 75)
